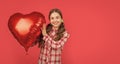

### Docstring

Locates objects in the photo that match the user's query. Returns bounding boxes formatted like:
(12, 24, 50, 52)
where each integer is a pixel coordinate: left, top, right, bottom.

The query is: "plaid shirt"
(38, 30, 70, 64)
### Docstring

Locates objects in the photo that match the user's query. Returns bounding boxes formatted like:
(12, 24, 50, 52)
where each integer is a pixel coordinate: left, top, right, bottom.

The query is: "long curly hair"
(35, 8, 66, 47)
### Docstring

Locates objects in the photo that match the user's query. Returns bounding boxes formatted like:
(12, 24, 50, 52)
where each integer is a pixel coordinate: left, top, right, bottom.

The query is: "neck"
(53, 26, 59, 30)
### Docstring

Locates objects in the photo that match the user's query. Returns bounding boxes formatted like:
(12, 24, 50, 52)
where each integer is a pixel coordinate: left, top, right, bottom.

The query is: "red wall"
(0, 0, 120, 64)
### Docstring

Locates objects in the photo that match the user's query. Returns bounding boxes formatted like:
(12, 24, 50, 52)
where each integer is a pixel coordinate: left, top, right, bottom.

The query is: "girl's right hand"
(41, 23, 47, 36)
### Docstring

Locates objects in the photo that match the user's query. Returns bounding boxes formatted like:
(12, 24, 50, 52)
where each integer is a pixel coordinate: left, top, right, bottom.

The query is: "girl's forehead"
(50, 12, 60, 17)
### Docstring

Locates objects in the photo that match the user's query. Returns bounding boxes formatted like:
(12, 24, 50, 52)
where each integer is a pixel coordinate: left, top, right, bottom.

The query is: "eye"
(51, 17, 54, 20)
(56, 16, 59, 19)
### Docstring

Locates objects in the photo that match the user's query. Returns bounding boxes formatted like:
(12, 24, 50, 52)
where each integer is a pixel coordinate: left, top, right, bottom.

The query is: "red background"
(0, 0, 120, 64)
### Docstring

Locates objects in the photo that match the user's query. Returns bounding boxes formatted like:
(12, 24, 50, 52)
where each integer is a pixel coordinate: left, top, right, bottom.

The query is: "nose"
(53, 17, 58, 21)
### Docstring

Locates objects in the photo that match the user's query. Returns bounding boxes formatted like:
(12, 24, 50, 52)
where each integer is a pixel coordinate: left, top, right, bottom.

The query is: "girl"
(38, 8, 70, 64)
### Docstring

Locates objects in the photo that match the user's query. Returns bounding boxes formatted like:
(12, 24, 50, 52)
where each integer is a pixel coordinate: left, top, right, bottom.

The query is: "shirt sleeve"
(43, 31, 70, 49)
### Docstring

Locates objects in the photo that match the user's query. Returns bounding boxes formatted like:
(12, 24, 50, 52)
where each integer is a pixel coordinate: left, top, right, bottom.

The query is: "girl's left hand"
(41, 23, 47, 36)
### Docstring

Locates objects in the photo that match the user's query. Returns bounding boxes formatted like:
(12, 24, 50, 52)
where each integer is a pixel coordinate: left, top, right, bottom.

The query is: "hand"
(41, 23, 47, 36)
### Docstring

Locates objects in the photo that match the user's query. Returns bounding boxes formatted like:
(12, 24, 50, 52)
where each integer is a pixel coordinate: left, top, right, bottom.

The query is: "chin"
(53, 25, 59, 27)
(52, 23, 61, 27)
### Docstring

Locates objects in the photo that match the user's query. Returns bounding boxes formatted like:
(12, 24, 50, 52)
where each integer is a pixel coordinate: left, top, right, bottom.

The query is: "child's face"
(50, 12, 62, 28)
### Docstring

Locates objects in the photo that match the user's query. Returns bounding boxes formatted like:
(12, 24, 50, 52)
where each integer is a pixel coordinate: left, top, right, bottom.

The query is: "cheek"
(50, 20, 54, 24)
(57, 21, 61, 24)
(58, 20, 62, 24)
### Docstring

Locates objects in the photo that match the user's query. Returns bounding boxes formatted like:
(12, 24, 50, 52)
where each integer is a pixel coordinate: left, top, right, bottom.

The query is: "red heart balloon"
(8, 12, 46, 52)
